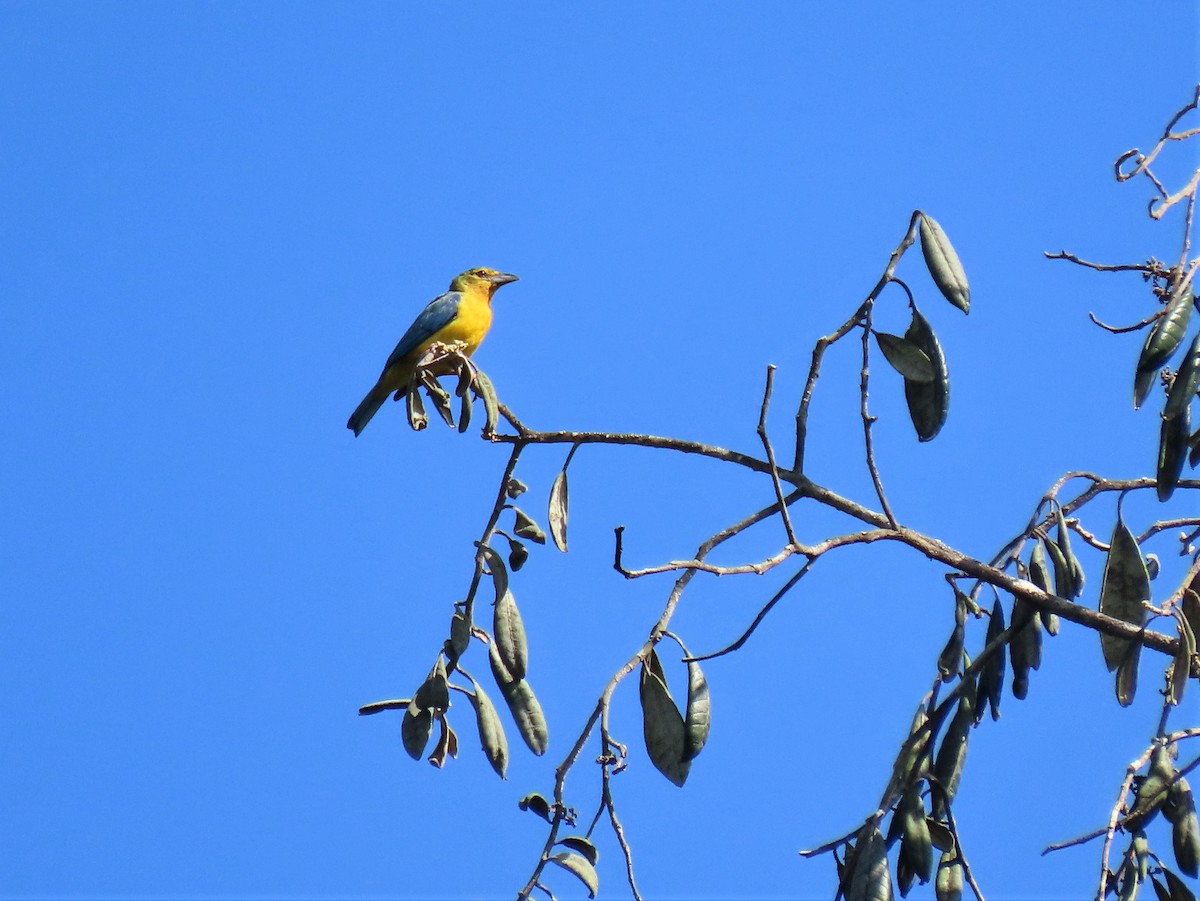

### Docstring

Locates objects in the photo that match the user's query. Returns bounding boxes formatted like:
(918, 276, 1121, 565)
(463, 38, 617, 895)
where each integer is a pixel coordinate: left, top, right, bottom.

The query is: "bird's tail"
(347, 382, 396, 436)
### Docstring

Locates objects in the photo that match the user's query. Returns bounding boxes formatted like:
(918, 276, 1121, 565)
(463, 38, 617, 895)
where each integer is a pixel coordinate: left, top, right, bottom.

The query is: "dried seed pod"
(1126, 746, 1176, 831)
(1055, 507, 1085, 598)
(1009, 597, 1042, 700)
(1159, 409, 1191, 502)
(548, 469, 569, 552)
(557, 836, 600, 867)
(465, 679, 509, 779)
(549, 851, 600, 899)
(1099, 514, 1150, 673)
(899, 784, 933, 886)
(903, 306, 950, 442)
(493, 589, 529, 682)
(405, 383, 428, 430)
(683, 654, 711, 761)
(919, 213, 971, 314)
(978, 599, 1006, 722)
(935, 849, 964, 901)
(1135, 285, 1195, 408)
(639, 649, 690, 787)
(401, 707, 434, 760)
(488, 643, 548, 756)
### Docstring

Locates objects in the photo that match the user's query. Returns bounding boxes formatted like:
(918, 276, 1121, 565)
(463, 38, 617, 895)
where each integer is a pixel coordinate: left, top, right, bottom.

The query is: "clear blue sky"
(2, 3, 1198, 899)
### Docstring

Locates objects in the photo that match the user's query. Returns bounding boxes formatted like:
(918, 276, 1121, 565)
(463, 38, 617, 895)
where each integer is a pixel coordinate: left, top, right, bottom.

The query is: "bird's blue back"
(382, 291, 462, 372)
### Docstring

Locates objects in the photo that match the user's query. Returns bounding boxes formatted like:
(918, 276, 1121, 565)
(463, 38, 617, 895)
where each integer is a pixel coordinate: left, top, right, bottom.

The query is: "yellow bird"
(347, 267, 519, 435)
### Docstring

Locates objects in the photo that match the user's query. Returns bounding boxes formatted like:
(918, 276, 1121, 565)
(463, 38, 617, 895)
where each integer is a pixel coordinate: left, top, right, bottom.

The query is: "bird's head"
(451, 267, 520, 295)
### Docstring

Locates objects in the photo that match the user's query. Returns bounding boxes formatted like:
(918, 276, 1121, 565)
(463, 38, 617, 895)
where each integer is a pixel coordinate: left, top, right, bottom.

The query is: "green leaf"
(548, 469, 569, 553)
(488, 643, 549, 756)
(1136, 285, 1194, 387)
(493, 589, 528, 682)
(919, 213, 971, 314)
(548, 851, 600, 899)
(902, 306, 950, 441)
(518, 791, 553, 822)
(874, 331, 935, 382)
(1160, 399, 1193, 503)
(1150, 875, 1173, 901)
(465, 678, 509, 779)
(506, 477, 528, 499)
(1166, 332, 1200, 420)
(1163, 866, 1199, 901)
(1135, 364, 1161, 411)
(639, 648, 690, 787)
(1099, 515, 1150, 672)
(556, 836, 600, 867)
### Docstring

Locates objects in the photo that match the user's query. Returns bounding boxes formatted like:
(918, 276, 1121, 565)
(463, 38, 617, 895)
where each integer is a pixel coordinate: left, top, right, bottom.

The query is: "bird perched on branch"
(347, 267, 519, 436)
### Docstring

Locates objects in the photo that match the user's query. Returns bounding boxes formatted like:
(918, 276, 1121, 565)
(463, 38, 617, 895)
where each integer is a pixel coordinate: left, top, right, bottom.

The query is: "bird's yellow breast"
(434, 291, 493, 355)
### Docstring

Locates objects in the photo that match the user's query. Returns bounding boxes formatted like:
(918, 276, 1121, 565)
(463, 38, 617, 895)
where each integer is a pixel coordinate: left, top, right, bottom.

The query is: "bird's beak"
(489, 272, 519, 286)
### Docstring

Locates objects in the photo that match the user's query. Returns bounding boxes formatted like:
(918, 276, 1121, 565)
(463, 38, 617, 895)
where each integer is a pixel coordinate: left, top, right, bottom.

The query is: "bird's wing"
(380, 291, 463, 373)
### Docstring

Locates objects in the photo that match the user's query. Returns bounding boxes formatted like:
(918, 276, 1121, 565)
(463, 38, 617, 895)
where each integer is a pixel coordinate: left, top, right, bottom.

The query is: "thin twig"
(1044, 251, 1161, 274)
(944, 806, 986, 901)
(686, 561, 813, 662)
(758, 365, 798, 548)
(1138, 517, 1200, 544)
(1087, 309, 1161, 334)
(859, 301, 898, 527)
(794, 210, 923, 473)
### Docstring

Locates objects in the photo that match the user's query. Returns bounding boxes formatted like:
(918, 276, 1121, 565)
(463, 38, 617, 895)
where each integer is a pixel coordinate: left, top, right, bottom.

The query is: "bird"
(347, 267, 519, 436)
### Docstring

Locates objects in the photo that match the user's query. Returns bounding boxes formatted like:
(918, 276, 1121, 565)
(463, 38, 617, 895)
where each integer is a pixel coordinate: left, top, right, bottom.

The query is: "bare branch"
(1043, 250, 1162, 274)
